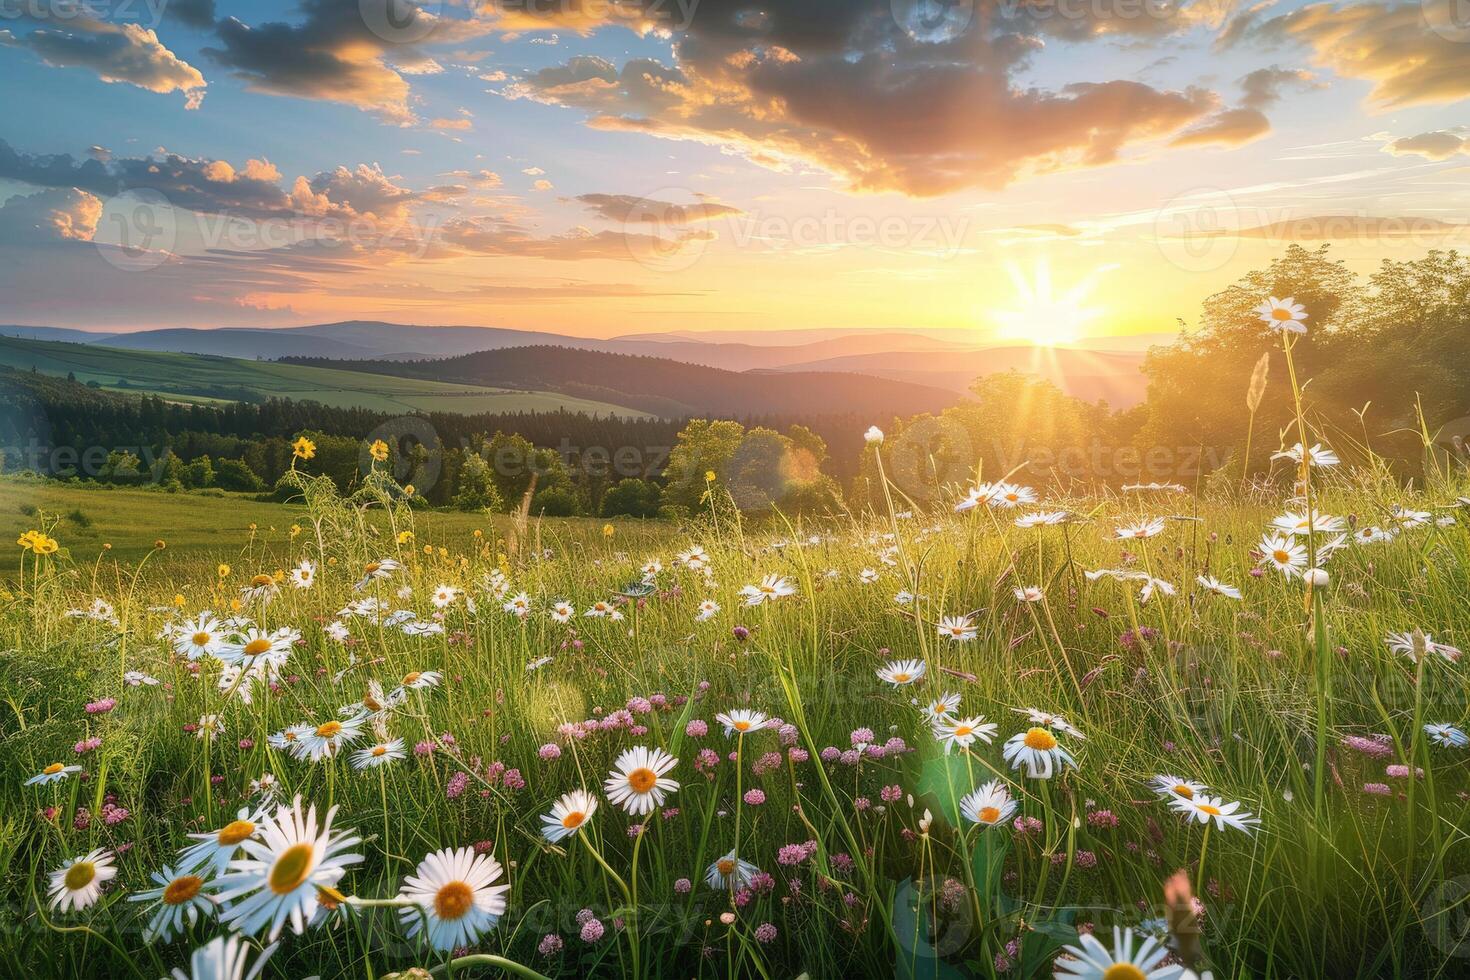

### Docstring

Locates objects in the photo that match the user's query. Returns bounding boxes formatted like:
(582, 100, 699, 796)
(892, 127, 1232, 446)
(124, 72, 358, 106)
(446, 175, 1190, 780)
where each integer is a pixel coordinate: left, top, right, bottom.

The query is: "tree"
(453, 450, 505, 512)
(601, 478, 661, 518)
(215, 458, 265, 492)
(531, 486, 581, 517)
(661, 419, 746, 512)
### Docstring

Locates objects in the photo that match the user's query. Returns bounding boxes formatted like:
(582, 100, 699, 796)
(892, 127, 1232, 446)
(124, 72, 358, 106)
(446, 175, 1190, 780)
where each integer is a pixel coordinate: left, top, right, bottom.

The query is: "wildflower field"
(4, 319, 1470, 979)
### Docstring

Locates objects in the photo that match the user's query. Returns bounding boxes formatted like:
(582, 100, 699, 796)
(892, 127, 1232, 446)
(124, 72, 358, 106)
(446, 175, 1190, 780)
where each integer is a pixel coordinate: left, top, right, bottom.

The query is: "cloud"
(1171, 107, 1270, 147)
(1223, 2, 1470, 109)
(2, 17, 206, 106)
(1238, 66, 1318, 110)
(0, 188, 103, 243)
(1383, 130, 1469, 161)
(168, 0, 218, 29)
(441, 169, 503, 187)
(509, 51, 1219, 195)
(438, 217, 713, 260)
(199, 0, 487, 123)
(575, 193, 742, 223)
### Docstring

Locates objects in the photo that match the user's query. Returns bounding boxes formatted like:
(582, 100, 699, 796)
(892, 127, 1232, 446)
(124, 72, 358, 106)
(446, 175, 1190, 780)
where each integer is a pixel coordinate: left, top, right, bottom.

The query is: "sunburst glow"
(991, 260, 1108, 347)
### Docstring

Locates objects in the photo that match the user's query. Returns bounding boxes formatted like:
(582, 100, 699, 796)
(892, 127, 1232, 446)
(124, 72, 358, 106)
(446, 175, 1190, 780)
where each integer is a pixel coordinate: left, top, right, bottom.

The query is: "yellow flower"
(472, 529, 483, 539)
(396, 530, 414, 545)
(327, 556, 338, 566)
(422, 544, 433, 555)
(173, 594, 186, 607)
(292, 436, 317, 461)
(437, 547, 448, 559)
(705, 470, 716, 482)
(289, 524, 302, 539)
(217, 563, 231, 578)
(403, 484, 416, 497)
(230, 598, 242, 612)
(248, 523, 257, 532)
(602, 524, 615, 538)
(369, 439, 389, 463)
(154, 539, 166, 550)
(17, 529, 38, 550)
(32, 535, 58, 555)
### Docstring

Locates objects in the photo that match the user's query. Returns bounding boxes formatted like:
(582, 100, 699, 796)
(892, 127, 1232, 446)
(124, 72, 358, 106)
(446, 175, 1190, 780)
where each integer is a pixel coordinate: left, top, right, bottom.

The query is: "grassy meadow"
(0, 335, 644, 417)
(1, 440, 1468, 979)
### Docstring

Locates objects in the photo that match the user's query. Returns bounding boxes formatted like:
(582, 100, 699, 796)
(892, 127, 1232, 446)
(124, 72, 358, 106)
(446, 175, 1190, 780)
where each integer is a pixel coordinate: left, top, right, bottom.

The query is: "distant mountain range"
(283, 346, 965, 420)
(0, 321, 1157, 407)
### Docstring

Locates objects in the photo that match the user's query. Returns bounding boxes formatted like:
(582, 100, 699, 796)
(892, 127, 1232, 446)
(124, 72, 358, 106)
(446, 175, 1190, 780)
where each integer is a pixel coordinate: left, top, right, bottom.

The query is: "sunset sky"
(2, 0, 1468, 342)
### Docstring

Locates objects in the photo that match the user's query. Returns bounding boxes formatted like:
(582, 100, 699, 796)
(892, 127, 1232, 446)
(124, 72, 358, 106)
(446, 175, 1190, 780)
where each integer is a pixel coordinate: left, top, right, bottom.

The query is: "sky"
(0, 0, 1468, 343)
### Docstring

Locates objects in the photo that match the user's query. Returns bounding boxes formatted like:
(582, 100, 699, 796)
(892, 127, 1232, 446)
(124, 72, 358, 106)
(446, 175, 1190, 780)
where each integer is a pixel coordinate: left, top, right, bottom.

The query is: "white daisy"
(1196, 575, 1241, 599)
(920, 692, 961, 723)
(550, 601, 575, 623)
(1002, 727, 1077, 780)
(705, 849, 761, 891)
(293, 715, 367, 762)
(1386, 630, 1462, 664)
(1013, 707, 1086, 740)
(25, 762, 82, 785)
(289, 561, 316, 590)
(129, 865, 216, 941)
(933, 715, 997, 754)
(740, 574, 796, 606)
(1272, 442, 1339, 468)
(48, 848, 116, 911)
(1169, 793, 1259, 834)
(174, 613, 227, 661)
(1270, 510, 1346, 537)
(1115, 518, 1166, 540)
(876, 658, 927, 686)
(695, 599, 720, 622)
(355, 558, 402, 590)
(1425, 724, 1469, 748)
(541, 789, 598, 843)
(1254, 294, 1309, 332)
(181, 806, 269, 876)
(430, 584, 460, 609)
(603, 746, 680, 816)
(1150, 775, 1208, 801)
(1054, 925, 1183, 980)
(398, 846, 510, 952)
(936, 615, 977, 642)
(714, 709, 768, 737)
(1014, 585, 1045, 603)
(214, 796, 363, 940)
(166, 934, 277, 980)
(351, 739, 406, 769)
(1257, 533, 1307, 578)
(959, 780, 1018, 828)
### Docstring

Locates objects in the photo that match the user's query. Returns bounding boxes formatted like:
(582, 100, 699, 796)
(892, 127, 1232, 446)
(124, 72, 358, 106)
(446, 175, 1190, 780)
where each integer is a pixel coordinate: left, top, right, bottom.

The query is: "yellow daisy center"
(892, 672, 910, 683)
(64, 861, 96, 891)
(364, 562, 382, 574)
(1198, 803, 1222, 816)
(315, 721, 343, 738)
(1271, 307, 1293, 320)
(163, 875, 204, 905)
(434, 880, 475, 921)
(1272, 549, 1290, 564)
(217, 819, 256, 846)
(402, 671, 421, 685)
(363, 693, 382, 712)
(561, 811, 586, 829)
(716, 859, 736, 875)
(371, 746, 388, 757)
(268, 843, 315, 895)
(43, 763, 64, 775)
(243, 638, 272, 657)
(1174, 784, 1194, 800)
(626, 767, 657, 793)
(1103, 966, 1148, 980)
(1023, 727, 1058, 751)
(978, 805, 1001, 823)
(953, 725, 973, 738)
(192, 631, 212, 646)
(733, 720, 751, 731)
(251, 574, 274, 587)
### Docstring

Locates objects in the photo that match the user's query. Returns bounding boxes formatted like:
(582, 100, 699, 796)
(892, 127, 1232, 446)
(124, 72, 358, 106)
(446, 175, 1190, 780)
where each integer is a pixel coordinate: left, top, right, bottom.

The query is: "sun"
(990, 259, 1107, 347)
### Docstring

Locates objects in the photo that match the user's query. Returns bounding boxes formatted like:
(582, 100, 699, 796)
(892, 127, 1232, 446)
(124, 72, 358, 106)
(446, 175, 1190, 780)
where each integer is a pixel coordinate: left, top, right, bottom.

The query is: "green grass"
(0, 335, 648, 417)
(0, 466, 1468, 979)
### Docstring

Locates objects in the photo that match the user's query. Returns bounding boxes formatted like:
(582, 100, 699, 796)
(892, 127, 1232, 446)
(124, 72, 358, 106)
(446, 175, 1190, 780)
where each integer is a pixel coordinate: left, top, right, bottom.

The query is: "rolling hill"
(0, 336, 647, 417)
(283, 346, 965, 420)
